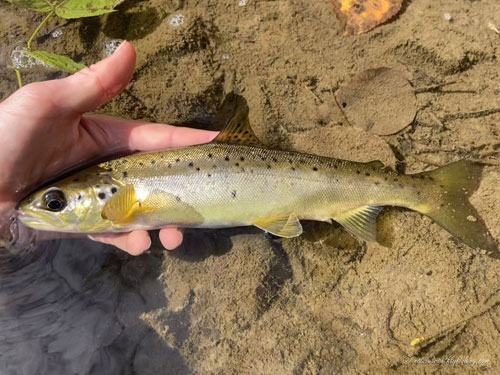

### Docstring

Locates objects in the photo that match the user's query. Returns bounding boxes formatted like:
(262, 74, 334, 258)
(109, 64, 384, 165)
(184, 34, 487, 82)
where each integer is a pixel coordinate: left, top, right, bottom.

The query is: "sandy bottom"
(1, 0, 500, 373)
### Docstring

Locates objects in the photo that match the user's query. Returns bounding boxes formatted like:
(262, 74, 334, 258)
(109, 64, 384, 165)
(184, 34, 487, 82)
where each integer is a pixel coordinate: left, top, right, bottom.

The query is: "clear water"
(0, 238, 190, 375)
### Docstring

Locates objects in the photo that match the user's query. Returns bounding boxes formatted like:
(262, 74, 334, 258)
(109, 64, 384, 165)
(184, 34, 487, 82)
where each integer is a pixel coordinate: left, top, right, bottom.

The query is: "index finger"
(83, 113, 218, 153)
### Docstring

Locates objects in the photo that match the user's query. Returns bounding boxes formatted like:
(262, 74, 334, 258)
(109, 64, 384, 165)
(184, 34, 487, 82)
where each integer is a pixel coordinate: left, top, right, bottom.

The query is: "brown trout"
(17, 103, 498, 257)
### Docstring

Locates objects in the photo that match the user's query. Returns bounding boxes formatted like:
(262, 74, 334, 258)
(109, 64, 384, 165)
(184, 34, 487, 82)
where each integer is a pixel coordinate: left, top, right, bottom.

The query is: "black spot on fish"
(139, 162, 144, 166)
(313, 167, 318, 171)
(440, 184, 444, 188)
(394, 178, 398, 182)
(231, 190, 237, 198)
(188, 162, 194, 167)
(235, 163, 240, 167)
(208, 153, 213, 158)
(299, 160, 305, 164)
(151, 160, 156, 165)
(419, 175, 425, 179)
(175, 196, 181, 202)
(374, 181, 380, 185)
(175, 158, 180, 163)
(417, 191, 422, 196)
(168, 164, 172, 169)
(384, 177, 388, 181)
(73, 178, 80, 182)
(291, 167, 296, 171)
(212, 164, 217, 169)
(288, 159, 293, 164)
(98, 192, 106, 200)
(240, 156, 245, 161)
(160, 155, 164, 159)
(196, 167, 200, 171)
(365, 172, 370, 176)
(111, 187, 117, 194)
(123, 171, 128, 178)
(440, 203, 445, 207)
(207, 173, 212, 177)
(78, 194, 82, 200)
(356, 170, 360, 174)
(244, 130, 249, 135)
(96, 185, 100, 188)
(260, 156, 266, 161)
(272, 157, 278, 162)
(225, 156, 230, 161)
(267, 164, 272, 169)
(334, 165, 338, 170)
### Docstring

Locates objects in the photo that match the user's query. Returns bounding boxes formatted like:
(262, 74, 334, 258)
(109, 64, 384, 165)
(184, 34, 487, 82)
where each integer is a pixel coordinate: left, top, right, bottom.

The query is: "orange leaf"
(330, 0, 403, 35)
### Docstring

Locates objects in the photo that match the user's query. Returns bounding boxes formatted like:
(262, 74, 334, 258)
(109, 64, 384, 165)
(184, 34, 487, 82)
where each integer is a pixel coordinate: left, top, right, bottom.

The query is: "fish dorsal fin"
(102, 184, 140, 222)
(213, 97, 263, 146)
(366, 160, 384, 169)
(333, 205, 383, 242)
(253, 213, 303, 238)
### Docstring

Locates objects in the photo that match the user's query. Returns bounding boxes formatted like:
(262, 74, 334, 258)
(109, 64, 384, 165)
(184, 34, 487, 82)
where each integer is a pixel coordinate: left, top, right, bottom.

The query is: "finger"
(159, 227, 183, 250)
(89, 230, 151, 255)
(83, 114, 218, 152)
(50, 41, 136, 115)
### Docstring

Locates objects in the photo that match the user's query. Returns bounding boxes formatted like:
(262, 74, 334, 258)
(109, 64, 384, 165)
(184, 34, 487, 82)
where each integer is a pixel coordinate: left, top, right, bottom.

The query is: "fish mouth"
(16, 209, 64, 230)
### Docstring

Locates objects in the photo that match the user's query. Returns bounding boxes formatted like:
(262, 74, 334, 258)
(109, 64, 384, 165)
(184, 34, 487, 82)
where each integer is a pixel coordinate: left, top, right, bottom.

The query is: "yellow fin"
(137, 191, 204, 225)
(253, 213, 303, 238)
(214, 95, 262, 146)
(333, 205, 383, 242)
(102, 184, 139, 222)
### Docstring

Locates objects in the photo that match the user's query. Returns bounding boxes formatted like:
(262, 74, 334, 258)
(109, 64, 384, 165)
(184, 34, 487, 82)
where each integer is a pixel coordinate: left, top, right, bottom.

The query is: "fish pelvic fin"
(414, 160, 499, 258)
(253, 213, 303, 238)
(333, 205, 384, 242)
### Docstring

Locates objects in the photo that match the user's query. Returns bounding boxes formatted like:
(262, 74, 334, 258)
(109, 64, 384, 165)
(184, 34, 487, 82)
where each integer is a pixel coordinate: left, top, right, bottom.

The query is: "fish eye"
(43, 189, 67, 212)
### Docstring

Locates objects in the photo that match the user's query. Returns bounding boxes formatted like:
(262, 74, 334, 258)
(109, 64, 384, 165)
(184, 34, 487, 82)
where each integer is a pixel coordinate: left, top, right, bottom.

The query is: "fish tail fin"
(415, 160, 499, 257)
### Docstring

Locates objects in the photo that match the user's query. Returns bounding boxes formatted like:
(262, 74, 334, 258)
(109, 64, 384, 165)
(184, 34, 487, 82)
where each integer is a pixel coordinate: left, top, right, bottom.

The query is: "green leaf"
(55, 0, 124, 19)
(6, 0, 53, 12)
(25, 50, 85, 73)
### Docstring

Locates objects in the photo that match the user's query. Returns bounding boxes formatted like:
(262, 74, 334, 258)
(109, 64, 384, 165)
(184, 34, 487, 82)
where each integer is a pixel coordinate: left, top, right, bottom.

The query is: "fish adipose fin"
(102, 184, 140, 222)
(414, 160, 499, 258)
(253, 213, 303, 238)
(214, 95, 263, 146)
(333, 205, 384, 242)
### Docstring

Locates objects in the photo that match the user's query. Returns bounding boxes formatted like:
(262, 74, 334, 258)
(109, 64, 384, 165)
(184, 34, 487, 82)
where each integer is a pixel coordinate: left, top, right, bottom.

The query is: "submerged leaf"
(55, 0, 124, 19)
(335, 68, 417, 135)
(6, 0, 52, 12)
(25, 50, 85, 73)
(330, 0, 403, 35)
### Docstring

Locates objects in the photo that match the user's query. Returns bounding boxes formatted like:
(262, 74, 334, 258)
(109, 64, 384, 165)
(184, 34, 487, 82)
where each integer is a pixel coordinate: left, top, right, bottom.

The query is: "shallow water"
(0, 238, 190, 375)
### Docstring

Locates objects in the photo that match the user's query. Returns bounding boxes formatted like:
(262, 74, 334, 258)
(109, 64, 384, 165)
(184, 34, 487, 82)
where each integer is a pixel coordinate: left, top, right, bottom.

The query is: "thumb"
(51, 41, 136, 114)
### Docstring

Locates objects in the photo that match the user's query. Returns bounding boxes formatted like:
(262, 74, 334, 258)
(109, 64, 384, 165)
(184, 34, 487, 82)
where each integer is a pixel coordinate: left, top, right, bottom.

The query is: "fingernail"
(113, 40, 127, 54)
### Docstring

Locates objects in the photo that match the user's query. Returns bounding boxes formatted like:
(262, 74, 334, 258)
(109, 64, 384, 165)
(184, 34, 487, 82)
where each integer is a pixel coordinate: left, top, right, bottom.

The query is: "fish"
(17, 96, 499, 258)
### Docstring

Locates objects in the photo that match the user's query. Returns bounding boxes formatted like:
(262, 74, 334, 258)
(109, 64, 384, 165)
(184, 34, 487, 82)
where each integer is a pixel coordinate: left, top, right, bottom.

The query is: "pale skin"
(0, 41, 217, 255)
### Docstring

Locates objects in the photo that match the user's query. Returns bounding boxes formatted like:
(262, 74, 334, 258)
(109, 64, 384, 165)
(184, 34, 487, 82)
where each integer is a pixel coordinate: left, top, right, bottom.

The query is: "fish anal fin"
(102, 184, 139, 222)
(333, 205, 384, 242)
(213, 96, 263, 146)
(253, 213, 303, 238)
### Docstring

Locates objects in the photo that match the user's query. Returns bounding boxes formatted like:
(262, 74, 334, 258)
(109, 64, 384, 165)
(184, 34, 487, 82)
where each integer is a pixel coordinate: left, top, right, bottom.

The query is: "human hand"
(0, 41, 217, 255)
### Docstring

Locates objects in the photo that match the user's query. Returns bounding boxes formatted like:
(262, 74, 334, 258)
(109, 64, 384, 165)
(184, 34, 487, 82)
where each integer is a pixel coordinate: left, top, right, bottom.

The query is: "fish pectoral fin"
(102, 184, 140, 222)
(333, 205, 384, 242)
(253, 213, 303, 238)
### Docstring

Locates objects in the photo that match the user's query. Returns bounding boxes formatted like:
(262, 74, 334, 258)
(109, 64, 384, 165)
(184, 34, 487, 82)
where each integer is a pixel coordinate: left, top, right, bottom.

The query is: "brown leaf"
(330, 0, 403, 35)
(335, 68, 417, 135)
